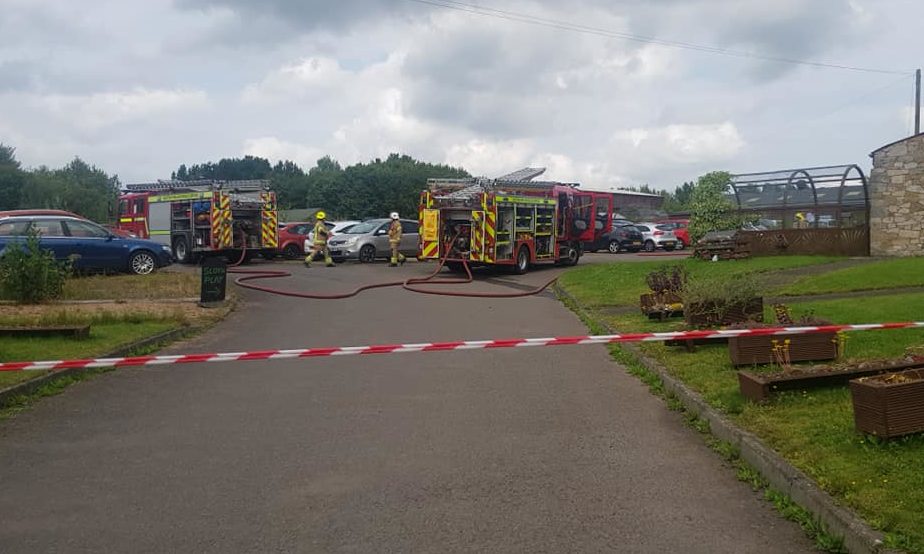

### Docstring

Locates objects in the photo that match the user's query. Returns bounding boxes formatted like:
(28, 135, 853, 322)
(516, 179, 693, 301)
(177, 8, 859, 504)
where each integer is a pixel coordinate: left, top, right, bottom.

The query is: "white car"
(633, 222, 678, 252)
(305, 220, 360, 252)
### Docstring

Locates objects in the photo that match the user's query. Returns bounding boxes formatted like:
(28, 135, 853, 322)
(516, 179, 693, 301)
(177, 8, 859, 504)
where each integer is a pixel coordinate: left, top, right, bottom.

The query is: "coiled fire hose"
(225, 230, 559, 300)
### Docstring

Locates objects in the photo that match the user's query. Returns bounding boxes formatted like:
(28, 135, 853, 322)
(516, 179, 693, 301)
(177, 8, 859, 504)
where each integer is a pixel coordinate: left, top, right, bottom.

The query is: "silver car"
(326, 218, 420, 263)
(633, 222, 678, 252)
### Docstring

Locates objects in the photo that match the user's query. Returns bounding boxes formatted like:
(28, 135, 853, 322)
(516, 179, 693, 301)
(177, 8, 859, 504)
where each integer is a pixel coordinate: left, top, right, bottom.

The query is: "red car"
(276, 222, 313, 259)
(657, 219, 690, 248)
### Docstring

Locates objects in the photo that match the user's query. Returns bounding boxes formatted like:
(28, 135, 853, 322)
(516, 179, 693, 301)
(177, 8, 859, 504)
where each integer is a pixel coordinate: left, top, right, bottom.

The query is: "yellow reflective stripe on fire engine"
(119, 217, 133, 223)
(260, 191, 278, 248)
(149, 192, 212, 203)
(422, 209, 439, 242)
(470, 211, 484, 261)
(422, 241, 439, 258)
(484, 203, 496, 263)
(150, 230, 171, 236)
(495, 195, 555, 206)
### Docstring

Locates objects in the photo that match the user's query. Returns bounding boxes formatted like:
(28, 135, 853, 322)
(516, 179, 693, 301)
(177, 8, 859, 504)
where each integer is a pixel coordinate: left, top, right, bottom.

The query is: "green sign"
(200, 257, 227, 305)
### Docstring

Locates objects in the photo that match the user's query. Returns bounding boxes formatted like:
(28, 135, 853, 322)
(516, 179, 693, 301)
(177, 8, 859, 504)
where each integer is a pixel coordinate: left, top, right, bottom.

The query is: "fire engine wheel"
(172, 237, 192, 264)
(129, 251, 156, 275)
(283, 244, 301, 259)
(564, 244, 581, 266)
(359, 245, 376, 263)
(514, 247, 530, 275)
(607, 240, 621, 254)
(644, 240, 656, 252)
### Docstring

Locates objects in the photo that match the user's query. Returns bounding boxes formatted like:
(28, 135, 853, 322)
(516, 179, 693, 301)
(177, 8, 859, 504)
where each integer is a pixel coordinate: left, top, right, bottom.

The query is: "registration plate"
(632, 241, 641, 246)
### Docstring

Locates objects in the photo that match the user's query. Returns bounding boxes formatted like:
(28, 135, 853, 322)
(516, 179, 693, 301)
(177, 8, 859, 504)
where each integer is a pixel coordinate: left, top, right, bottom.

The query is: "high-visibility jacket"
(388, 220, 402, 243)
(313, 221, 330, 246)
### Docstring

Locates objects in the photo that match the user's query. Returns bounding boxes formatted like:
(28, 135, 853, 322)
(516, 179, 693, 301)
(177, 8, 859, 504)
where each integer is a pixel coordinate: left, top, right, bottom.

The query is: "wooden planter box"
(729, 332, 837, 366)
(850, 369, 924, 438)
(639, 292, 683, 320)
(685, 297, 763, 327)
(0, 325, 90, 339)
(738, 360, 924, 403)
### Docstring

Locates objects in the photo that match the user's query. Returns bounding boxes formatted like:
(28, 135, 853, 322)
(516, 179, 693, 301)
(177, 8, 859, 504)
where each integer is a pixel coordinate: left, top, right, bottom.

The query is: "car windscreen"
(342, 221, 382, 234)
(655, 224, 674, 232)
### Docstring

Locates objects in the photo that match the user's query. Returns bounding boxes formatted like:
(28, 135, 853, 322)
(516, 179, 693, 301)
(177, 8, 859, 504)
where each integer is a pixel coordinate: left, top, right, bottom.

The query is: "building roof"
(577, 185, 663, 198)
(869, 132, 924, 156)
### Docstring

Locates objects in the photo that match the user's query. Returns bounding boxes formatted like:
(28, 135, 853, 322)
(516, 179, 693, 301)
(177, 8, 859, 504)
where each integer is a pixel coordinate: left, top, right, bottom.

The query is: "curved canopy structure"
(729, 164, 869, 229)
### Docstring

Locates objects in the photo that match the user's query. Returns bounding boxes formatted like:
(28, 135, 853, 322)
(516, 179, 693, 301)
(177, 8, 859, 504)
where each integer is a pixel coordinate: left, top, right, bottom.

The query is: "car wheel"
(607, 240, 621, 254)
(358, 244, 376, 263)
(283, 244, 301, 259)
(514, 246, 530, 274)
(644, 240, 656, 252)
(129, 250, 156, 275)
(172, 237, 191, 264)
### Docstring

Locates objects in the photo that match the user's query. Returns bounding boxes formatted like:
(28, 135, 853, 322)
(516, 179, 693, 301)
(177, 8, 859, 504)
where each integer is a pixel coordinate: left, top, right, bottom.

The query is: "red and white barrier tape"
(2, 322, 923, 372)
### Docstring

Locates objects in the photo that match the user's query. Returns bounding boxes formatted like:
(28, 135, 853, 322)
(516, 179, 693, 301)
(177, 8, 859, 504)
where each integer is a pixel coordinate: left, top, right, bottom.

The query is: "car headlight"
(161, 245, 172, 252)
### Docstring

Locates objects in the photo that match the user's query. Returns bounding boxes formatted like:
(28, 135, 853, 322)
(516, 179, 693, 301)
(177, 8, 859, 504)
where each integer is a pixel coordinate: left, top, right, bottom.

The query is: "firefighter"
(388, 212, 406, 267)
(304, 211, 334, 267)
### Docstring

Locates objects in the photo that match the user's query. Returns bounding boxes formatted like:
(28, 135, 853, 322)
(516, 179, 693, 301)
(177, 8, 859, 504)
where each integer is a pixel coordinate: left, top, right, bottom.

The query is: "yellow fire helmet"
(316, 211, 326, 220)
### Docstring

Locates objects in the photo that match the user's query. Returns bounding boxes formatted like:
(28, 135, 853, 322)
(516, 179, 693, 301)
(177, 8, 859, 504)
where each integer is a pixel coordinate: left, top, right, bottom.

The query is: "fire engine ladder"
(123, 179, 269, 193)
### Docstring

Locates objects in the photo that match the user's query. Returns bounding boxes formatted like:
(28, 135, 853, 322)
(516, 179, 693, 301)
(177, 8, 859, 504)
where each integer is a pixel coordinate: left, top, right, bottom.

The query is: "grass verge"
(776, 257, 924, 296)
(0, 319, 179, 390)
(559, 255, 841, 307)
(62, 271, 200, 300)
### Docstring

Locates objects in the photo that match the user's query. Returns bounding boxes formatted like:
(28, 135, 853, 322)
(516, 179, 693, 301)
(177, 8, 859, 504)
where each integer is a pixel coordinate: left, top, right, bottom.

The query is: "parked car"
(633, 222, 678, 252)
(657, 219, 690, 248)
(306, 220, 359, 245)
(612, 217, 634, 227)
(326, 218, 419, 263)
(0, 214, 173, 274)
(277, 221, 320, 259)
(584, 224, 644, 253)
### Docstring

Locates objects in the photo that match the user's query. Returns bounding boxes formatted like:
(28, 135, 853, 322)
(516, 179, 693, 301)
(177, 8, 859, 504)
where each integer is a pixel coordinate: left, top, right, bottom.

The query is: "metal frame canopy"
(729, 164, 869, 229)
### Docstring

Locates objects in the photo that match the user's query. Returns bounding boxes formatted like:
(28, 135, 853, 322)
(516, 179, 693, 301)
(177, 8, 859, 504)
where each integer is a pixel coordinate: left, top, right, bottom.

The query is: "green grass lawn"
(0, 320, 178, 390)
(559, 255, 841, 307)
(777, 257, 924, 296)
(561, 257, 924, 552)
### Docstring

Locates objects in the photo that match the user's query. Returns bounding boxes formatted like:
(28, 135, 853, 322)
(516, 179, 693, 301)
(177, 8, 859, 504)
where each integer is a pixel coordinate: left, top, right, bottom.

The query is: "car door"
(400, 220, 419, 255)
(29, 219, 75, 264)
(373, 222, 391, 252)
(63, 219, 122, 270)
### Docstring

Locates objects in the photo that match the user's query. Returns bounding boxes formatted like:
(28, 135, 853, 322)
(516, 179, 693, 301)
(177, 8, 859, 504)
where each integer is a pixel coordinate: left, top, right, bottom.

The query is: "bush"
(683, 273, 761, 324)
(0, 232, 71, 303)
(645, 264, 687, 295)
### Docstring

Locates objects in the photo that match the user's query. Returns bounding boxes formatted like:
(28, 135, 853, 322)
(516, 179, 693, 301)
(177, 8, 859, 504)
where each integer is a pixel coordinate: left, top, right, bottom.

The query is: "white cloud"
(38, 88, 208, 132)
(241, 57, 348, 103)
(612, 122, 745, 166)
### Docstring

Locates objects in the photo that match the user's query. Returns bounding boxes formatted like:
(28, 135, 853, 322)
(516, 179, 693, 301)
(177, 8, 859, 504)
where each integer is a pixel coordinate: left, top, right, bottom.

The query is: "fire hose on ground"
(225, 229, 559, 300)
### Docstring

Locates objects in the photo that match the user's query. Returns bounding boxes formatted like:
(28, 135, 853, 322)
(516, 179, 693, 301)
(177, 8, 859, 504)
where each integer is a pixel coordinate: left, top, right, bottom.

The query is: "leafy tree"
(0, 143, 25, 210)
(175, 156, 273, 181)
(662, 181, 695, 213)
(687, 171, 742, 242)
(19, 158, 119, 222)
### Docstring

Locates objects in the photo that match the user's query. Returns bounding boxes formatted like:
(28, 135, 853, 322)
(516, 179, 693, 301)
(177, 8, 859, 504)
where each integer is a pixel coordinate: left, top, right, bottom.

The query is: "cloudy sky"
(0, 0, 920, 188)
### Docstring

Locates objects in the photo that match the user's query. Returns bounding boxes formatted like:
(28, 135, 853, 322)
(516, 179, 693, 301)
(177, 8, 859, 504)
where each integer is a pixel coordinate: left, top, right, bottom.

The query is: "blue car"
(0, 215, 173, 275)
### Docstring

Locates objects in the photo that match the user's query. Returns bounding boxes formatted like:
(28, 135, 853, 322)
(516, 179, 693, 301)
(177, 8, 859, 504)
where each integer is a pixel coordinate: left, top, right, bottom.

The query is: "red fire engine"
(117, 179, 278, 264)
(418, 168, 613, 273)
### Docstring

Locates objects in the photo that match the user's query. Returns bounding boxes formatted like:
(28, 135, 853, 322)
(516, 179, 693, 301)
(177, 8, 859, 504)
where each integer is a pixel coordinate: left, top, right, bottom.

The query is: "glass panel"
(33, 219, 66, 237)
(66, 220, 109, 238)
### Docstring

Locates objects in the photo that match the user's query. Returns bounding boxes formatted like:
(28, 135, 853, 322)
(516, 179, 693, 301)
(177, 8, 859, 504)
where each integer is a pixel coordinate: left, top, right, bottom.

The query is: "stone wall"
(869, 133, 924, 256)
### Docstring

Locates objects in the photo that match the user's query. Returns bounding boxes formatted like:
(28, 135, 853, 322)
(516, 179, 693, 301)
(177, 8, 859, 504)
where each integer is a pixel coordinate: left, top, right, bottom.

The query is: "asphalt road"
(0, 257, 812, 553)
